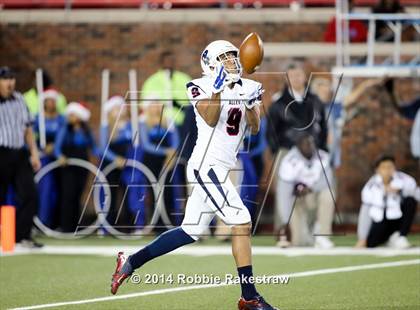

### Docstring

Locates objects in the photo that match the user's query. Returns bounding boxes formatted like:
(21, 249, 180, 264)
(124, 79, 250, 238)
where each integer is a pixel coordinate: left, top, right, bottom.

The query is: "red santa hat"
(42, 88, 59, 102)
(66, 101, 91, 122)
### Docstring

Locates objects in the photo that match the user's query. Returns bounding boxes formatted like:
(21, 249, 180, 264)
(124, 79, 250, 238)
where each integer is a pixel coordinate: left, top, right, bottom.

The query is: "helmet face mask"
(201, 40, 242, 84)
(217, 51, 242, 80)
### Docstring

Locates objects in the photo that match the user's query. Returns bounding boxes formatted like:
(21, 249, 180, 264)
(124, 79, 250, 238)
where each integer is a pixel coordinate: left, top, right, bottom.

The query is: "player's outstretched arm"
(245, 104, 260, 135)
(195, 92, 222, 127)
(244, 85, 263, 134)
(195, 64, 228, 127)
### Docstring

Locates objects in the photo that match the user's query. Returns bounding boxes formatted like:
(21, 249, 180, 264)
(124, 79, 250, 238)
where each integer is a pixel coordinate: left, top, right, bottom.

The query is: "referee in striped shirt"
(0, 66, 42, 248)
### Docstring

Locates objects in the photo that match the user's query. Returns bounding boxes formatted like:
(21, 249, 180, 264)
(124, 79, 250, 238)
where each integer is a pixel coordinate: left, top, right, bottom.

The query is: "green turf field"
(1, 235, 419, 310)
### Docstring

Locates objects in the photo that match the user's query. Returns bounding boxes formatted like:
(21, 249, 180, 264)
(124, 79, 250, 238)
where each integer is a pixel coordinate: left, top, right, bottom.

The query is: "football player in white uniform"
(111, 40, 278, 310)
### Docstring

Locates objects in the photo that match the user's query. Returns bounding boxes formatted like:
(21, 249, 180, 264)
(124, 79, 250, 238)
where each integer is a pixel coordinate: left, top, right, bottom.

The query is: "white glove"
(244, 86, 264, 110)
(211, 64, 229, 94)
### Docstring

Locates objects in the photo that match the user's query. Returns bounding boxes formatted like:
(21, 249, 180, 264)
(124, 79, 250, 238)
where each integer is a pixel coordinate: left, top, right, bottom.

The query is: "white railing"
(335, 0, 420, 77)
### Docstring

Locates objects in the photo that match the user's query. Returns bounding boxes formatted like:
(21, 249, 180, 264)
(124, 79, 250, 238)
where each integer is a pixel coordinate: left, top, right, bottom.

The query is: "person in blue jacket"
(33, 89, 65, 228)
(54, 102, 99, 233)
(239, 117, 267, 222)
(99, 96, 144, 232)
(139, 98, 182, 229)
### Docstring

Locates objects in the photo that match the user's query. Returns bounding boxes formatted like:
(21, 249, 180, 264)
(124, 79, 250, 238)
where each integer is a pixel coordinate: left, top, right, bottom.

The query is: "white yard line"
(2, 245, 420, 257)
(8, 259, 420, 310)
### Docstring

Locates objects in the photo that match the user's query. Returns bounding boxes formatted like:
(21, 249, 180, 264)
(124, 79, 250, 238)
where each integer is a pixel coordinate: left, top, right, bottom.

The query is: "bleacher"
(0, 0, 419, 9)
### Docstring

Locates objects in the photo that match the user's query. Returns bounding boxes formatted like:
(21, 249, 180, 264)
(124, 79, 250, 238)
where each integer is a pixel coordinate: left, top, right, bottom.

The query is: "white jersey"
(279, 146, 331, 190)
(362, 171, 419, 222)
(186, 76, 262, 169)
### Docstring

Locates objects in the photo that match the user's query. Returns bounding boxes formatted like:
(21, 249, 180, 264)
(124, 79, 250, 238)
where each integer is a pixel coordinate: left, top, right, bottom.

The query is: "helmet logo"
(202, 50, 210, 65)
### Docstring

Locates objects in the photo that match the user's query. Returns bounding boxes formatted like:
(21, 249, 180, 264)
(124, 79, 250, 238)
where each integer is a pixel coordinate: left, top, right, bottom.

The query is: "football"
(239, 32, 264, 74)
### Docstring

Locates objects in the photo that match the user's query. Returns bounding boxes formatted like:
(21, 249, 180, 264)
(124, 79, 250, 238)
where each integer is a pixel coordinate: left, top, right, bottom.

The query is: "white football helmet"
(200, 40, 242, 83)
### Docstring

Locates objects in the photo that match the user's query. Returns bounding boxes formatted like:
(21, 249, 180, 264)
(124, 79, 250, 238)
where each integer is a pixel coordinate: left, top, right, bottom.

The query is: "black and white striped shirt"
(0, 91, 32, 149)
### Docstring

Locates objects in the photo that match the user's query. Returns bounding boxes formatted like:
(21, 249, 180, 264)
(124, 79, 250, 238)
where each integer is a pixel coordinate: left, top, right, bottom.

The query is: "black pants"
(0, 147, 38, 242)
(143, 152, 177, 233)
(367, 197, 417, 248)
(105, 167, 134, 231)
(59, 166, 87, 233)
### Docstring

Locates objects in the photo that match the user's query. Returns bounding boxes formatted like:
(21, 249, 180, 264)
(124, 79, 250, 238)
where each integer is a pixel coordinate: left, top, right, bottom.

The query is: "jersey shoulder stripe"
(186, 77, 212, 105)
(186, 81, 205, 93)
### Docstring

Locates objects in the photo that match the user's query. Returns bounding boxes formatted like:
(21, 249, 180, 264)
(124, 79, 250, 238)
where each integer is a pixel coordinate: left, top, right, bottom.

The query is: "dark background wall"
(0, 22, 418, 216)
(337, 83, 418, 214)
(0, 22, 325, 112)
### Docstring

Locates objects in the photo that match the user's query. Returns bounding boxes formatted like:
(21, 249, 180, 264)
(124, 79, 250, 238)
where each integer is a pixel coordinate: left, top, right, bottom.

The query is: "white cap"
(66, 102, 91, 122)
(104, 96, 125, 115)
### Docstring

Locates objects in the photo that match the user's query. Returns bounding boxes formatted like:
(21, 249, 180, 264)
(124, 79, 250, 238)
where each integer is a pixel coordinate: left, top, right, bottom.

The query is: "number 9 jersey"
(186, 76, 262, 170)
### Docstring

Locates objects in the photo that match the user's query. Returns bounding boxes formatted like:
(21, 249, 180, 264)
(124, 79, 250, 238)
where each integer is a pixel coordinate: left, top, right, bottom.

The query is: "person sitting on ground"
(356, 155, 419, 249)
